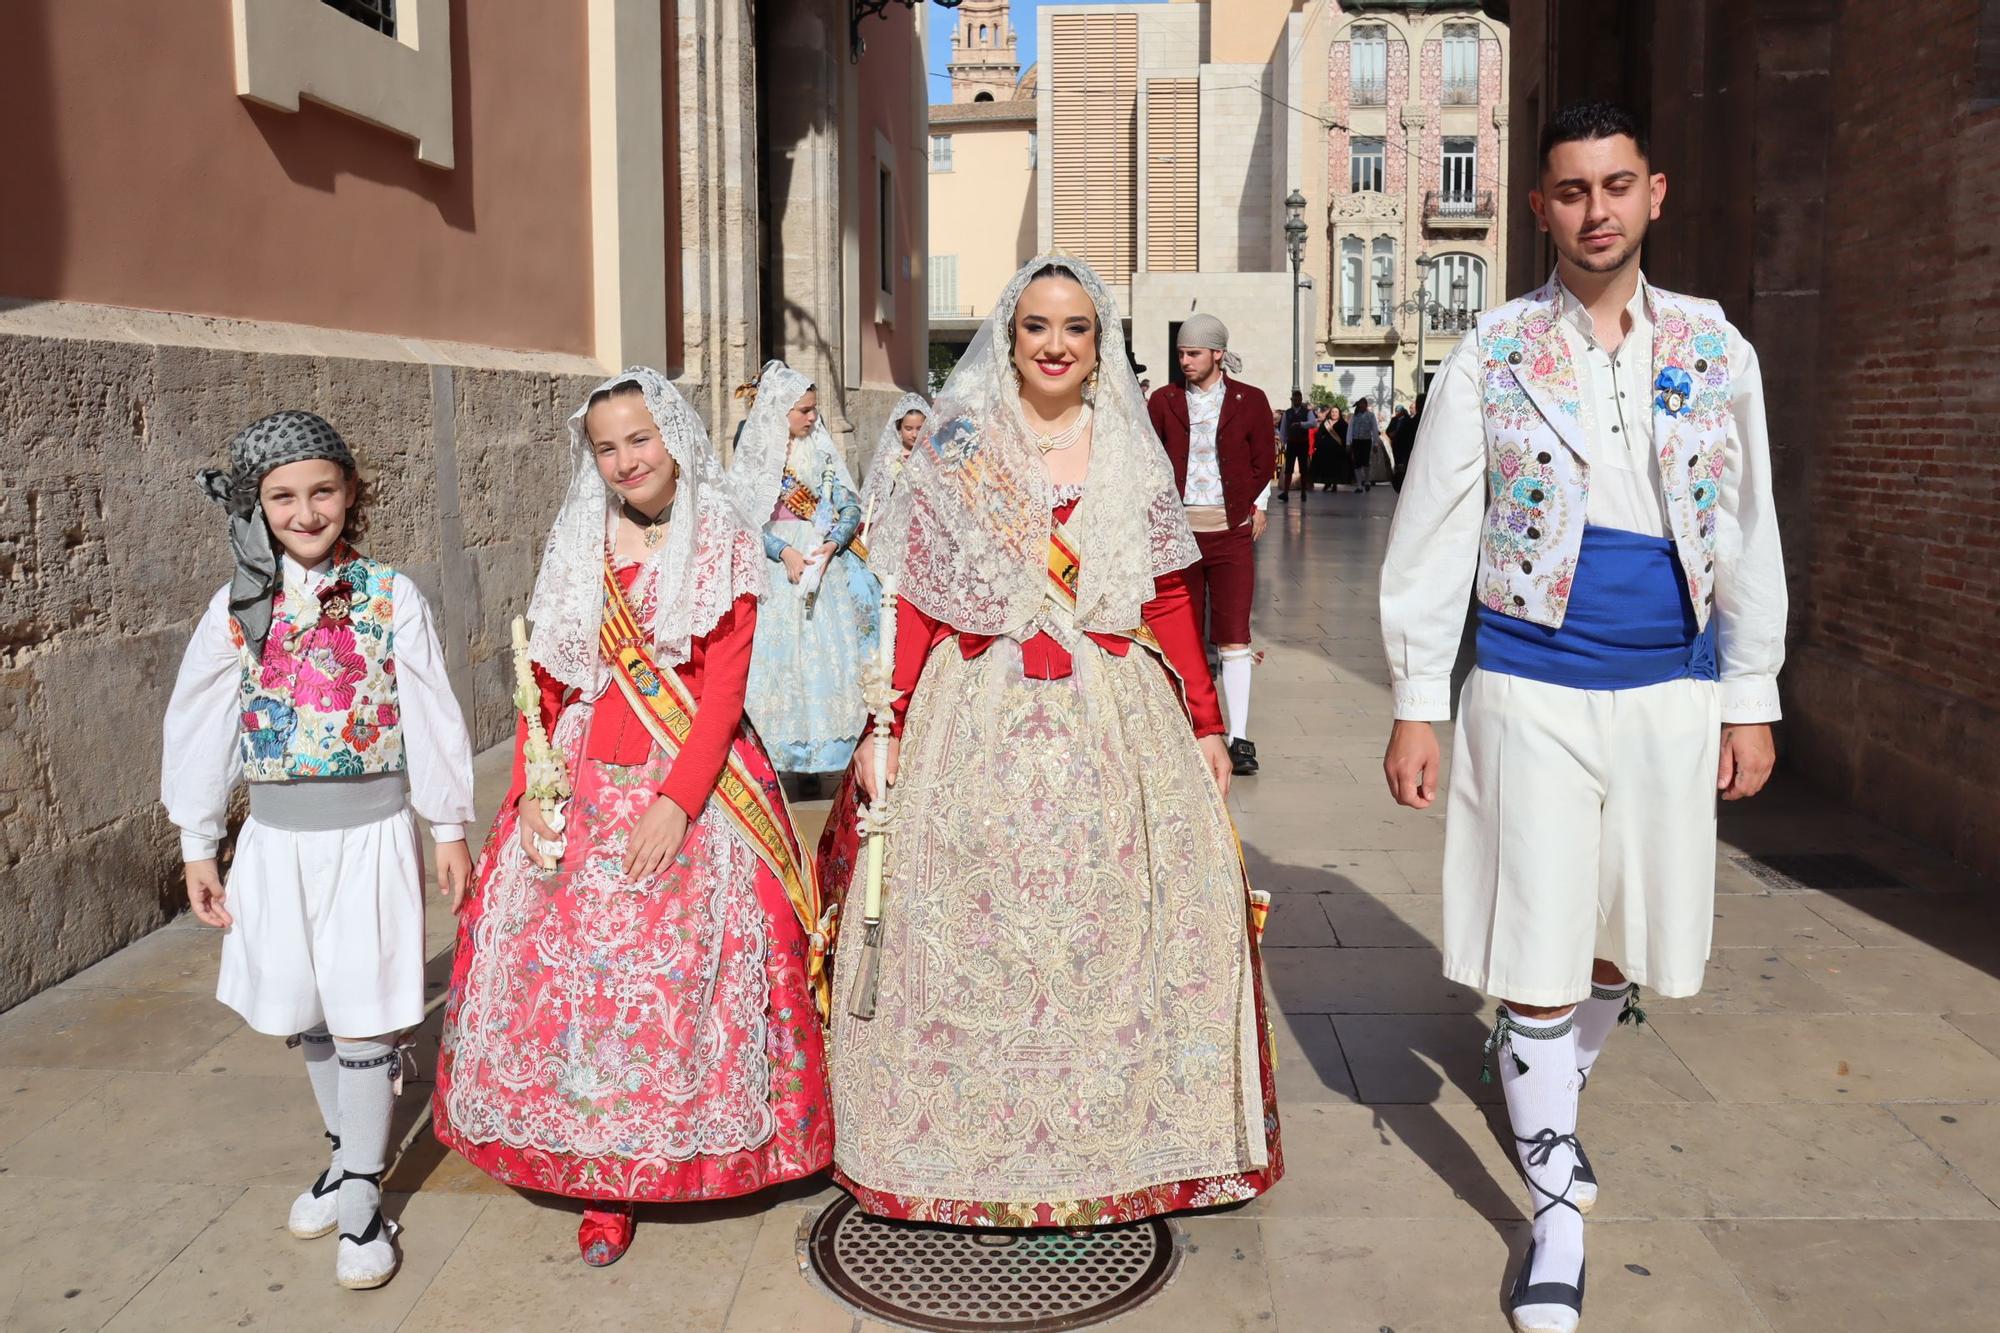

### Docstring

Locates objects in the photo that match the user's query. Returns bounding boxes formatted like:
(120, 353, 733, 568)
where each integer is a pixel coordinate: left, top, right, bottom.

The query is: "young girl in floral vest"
(162, 410, 476, 1291)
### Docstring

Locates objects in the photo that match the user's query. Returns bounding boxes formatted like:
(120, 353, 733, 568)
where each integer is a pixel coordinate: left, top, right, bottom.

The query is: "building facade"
(1300, 0, 1509, 410)
(1494, 0, 2000, 882)
(0, 0, 928, 1010)
(927, 5, 1039, 368)
(1034, 0, 1318, 403)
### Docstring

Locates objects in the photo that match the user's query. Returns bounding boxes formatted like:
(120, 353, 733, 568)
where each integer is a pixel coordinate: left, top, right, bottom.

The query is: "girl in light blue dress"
(727, 360, 880, 779)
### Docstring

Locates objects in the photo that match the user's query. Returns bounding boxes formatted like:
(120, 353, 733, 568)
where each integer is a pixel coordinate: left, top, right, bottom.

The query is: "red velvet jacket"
(1147, 376, 1277, 531)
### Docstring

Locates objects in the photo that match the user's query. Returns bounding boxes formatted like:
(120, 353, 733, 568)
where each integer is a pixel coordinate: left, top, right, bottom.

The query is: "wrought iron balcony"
(1351, 77, 1386, 106)
(1441, 76, 1480, 106)
(1424, 190, 1495, 228)
(1426, 305, 1479, 334)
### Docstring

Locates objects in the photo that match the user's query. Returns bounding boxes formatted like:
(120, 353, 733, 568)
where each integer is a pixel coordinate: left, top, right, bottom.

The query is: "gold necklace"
(620, 501, 669, 550)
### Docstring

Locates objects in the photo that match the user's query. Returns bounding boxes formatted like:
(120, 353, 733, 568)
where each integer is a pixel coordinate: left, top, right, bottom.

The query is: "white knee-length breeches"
(1439, 668, 1722, 1006)
(216, 807, 428, 1038)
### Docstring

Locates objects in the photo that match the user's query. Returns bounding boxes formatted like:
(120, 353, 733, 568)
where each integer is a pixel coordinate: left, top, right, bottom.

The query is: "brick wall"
(1503, 0, 2000, 878)
(1790, 0, 2000, 872)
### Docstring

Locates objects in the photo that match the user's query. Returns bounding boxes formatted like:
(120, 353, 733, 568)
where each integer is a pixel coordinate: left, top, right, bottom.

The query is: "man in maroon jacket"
(1147, 315, 1274, 775)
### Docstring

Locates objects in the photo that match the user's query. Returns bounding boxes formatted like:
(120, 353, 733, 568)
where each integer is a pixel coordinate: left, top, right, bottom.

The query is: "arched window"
(1370, 236, 1396, 325)
(1428, 254, 1487, 331)
(1350, 24, 1387, 105)
(1339, 237, 1365, 327)
(974, 91, 995, 102)
(979, 23, 989, 41)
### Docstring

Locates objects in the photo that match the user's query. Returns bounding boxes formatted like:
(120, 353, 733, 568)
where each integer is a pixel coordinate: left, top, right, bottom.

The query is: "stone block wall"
(0, 303, 601, 1011)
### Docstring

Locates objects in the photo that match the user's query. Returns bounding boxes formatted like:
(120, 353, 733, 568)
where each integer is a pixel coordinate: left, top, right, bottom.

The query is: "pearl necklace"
(1016, 401, 1092, 454)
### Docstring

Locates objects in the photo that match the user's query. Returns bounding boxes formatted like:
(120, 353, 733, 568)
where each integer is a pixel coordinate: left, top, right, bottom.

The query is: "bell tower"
(949, 0, 1022, 103)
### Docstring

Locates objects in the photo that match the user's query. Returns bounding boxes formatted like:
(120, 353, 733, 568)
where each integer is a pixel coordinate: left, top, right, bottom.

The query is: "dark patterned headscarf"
(196, 410, 356, 656)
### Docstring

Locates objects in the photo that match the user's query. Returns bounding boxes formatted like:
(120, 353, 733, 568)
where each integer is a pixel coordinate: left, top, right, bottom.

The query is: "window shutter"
(1050, 12, 1138, 286)
(929, 255, 959, 316)
(1145, 79, 1199, 273)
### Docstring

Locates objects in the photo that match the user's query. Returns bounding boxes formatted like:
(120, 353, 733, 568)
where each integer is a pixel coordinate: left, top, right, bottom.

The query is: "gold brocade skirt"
(829, 640, 1269, 1213)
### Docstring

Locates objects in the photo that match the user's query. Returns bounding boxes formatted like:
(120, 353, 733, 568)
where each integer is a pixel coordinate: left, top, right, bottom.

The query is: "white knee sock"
(1491, 1007, 1586, 1308)
(1219, 649, 1255, 742)
(299, 1026, 341, 1172)
(1573, 981, 1644, 1087)
(334, 1036, 396, 1240)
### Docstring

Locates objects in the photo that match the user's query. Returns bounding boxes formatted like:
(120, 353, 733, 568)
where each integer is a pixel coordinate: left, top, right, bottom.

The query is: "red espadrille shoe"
(578, 1204, 636, 1268)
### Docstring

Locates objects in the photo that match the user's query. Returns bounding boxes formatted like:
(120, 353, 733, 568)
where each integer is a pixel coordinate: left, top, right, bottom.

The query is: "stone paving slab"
(4, 489, 1997, 1330)
(1700, 1219, 2000, 1331)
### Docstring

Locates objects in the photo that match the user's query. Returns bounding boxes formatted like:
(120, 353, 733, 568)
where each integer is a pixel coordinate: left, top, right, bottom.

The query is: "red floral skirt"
(435, 720, 832, 1203)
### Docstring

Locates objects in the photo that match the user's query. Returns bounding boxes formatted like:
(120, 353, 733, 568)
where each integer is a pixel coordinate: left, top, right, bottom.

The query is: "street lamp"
(1385, 254, 1477, 402)
(1284, 188, 1308, 398)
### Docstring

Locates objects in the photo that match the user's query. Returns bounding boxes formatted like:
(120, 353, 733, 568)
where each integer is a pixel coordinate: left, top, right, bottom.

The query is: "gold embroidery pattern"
(830, 642, 1262, 1204)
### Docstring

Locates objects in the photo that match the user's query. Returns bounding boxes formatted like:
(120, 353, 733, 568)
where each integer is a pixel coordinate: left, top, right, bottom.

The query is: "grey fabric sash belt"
(249, 772, 409, 832)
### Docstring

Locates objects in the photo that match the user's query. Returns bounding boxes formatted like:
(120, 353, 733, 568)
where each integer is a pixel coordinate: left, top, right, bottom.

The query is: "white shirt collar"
(1555, 271, 1651, 347)
(1186, 375, 1227, 402)
(281, 552, 335, 583)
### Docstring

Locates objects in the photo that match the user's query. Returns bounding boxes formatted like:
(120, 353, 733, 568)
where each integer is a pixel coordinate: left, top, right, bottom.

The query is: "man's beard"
(1559, 230, 1642, 274)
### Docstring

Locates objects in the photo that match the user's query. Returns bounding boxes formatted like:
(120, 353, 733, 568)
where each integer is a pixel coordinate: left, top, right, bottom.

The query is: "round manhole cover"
(806, 1194, 1180, 1331)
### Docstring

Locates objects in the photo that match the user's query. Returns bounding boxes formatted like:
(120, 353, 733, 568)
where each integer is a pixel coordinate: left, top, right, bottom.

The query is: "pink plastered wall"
(1479, 36, 1503, 203)
(0, 0, 594, 356)
(855, 10, 927, 390)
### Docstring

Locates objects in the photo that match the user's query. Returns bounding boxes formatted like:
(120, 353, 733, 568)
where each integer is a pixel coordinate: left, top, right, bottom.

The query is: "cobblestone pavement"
(4, 487, 1997, 1331)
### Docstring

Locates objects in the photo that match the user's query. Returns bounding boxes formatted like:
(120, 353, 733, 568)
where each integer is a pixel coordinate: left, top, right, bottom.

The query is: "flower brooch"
(1654, 366, 1694, 417)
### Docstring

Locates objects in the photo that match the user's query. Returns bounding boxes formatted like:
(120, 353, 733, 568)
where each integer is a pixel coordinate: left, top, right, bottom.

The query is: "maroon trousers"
(1184, 523, 1255, 647)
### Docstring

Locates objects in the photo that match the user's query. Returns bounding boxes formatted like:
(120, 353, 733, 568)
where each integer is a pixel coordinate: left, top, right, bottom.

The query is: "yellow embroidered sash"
(780, 473, 868, 564)
(1044, 522, 1167, 664)
(598, 565, 830, 1018)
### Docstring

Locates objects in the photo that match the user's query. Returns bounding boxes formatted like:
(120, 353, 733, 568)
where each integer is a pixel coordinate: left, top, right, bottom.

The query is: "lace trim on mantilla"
(871, 255, 1200, 639)
(526, 368, 765, 692)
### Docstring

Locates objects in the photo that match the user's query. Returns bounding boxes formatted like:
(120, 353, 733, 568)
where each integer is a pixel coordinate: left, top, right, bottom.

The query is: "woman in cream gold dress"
(829, 256, 1282, 1228)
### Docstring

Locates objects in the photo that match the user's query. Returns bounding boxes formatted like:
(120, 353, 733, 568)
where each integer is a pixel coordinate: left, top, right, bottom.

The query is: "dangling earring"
(1085, 366, 1100, 402)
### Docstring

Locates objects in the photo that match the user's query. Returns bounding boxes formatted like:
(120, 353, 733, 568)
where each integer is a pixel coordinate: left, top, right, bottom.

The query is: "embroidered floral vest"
(233, 548, 406, 783)
(1475, 277, 1733, 630)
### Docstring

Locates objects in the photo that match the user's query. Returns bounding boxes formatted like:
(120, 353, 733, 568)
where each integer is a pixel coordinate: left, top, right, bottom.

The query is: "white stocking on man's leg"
(1488, 1005, 1587, 1333)
(1219, 646, 1254, 738)
(1573, 960, 1646, 1089)
(1563, 959, 1644, 1216)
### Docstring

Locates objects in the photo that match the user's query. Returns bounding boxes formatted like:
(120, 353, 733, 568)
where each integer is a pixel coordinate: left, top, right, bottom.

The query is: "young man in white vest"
(1378, 101, 1787, 1333)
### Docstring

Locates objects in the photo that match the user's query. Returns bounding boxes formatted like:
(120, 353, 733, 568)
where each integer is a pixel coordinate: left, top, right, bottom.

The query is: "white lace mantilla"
(875, 256, 1200, 638)
(860, 392, 933, 526)
(526, 367, 766, 692)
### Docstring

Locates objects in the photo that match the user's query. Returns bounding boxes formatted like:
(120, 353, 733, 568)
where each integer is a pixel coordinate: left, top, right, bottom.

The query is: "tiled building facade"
(1304, 2, 1509, 409)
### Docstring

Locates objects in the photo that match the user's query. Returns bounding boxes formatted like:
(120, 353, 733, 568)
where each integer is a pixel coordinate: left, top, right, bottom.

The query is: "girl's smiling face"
(259, 459, 355, 567)
(586, 389, 678, 515)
